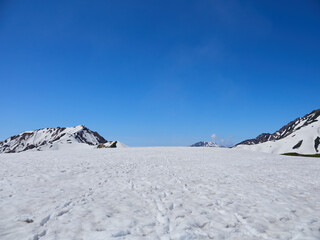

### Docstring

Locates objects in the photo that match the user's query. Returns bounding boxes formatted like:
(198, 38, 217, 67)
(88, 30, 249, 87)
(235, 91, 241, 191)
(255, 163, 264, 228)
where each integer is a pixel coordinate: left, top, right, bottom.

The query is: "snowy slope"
(190, 141, 218, 147)
(0, 125, 108, 153)
(0, 147, 319, 239)
(236, 109, 320, 154)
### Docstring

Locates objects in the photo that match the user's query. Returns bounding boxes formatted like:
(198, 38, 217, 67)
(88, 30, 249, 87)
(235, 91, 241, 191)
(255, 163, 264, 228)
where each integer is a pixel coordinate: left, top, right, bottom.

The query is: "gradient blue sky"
(1, 0, 320, 146)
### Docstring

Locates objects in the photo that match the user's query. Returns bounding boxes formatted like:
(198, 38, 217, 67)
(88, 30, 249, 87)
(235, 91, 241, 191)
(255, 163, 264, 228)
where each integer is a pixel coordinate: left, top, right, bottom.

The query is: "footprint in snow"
(111, 230, 130, 238)
(57, 209, 69, 217)
(40, 215, 50, 226)
(33, 230, 46, 240)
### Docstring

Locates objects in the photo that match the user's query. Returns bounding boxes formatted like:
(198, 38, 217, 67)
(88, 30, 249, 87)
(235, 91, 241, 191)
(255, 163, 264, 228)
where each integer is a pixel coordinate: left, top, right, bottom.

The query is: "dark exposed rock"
(237, 133, 272, 146)
(97, 141, 118, 148)
(293, 140, 303, 149)
(315, 137, 320, 153)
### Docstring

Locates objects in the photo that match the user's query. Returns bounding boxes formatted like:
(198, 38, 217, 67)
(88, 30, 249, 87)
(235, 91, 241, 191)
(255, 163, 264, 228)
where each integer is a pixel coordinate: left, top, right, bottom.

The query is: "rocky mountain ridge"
(0, 125, 111, 153)
(236, 109, 320, 154)
(190, 141, 219, 147)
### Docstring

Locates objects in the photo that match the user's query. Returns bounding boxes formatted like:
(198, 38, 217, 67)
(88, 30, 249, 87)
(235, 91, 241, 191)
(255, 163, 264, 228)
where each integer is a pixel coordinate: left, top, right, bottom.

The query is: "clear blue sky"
(1, 0, 319, 146)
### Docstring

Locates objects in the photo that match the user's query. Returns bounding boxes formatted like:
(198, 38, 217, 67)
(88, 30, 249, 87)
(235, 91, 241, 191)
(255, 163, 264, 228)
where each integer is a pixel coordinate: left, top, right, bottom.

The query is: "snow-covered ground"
(0, 147, 319, 239)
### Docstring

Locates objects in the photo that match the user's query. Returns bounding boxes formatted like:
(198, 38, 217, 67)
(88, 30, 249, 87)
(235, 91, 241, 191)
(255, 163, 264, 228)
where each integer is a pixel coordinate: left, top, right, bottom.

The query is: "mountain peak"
(236, 108, 320, 154)
(190, 141, 218, 147)
(0, 125, 108, 153)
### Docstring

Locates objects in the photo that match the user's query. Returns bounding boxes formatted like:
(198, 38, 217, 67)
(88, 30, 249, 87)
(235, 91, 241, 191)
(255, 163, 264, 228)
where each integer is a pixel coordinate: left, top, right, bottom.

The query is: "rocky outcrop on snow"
(236, 109, 320, 154)
(0, 125, 119, 153)
(97, 141, 128, 149)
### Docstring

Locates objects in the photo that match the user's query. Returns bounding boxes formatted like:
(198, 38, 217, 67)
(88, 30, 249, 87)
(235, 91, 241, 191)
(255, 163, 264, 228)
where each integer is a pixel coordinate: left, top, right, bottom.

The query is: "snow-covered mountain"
(0, 125, 117, 153)
(190, 141, 218, 147)
(236, 109, 320, 154)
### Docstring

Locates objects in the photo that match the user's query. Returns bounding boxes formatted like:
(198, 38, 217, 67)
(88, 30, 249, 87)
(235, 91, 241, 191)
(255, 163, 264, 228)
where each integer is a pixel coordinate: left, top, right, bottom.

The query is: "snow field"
(0, 147, 320, 239)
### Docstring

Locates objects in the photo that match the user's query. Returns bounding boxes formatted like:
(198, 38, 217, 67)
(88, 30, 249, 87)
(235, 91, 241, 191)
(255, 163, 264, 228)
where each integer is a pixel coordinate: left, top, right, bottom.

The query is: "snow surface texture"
(190, 141, 218, 147)
(236, 110, 320, 154)
(0, 125, 108, 153)
(1, 147, 320, 240)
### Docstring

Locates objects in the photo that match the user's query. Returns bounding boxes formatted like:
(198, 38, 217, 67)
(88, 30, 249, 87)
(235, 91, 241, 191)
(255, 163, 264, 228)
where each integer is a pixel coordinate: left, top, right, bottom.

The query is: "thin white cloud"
(211, 133, 217, 142)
